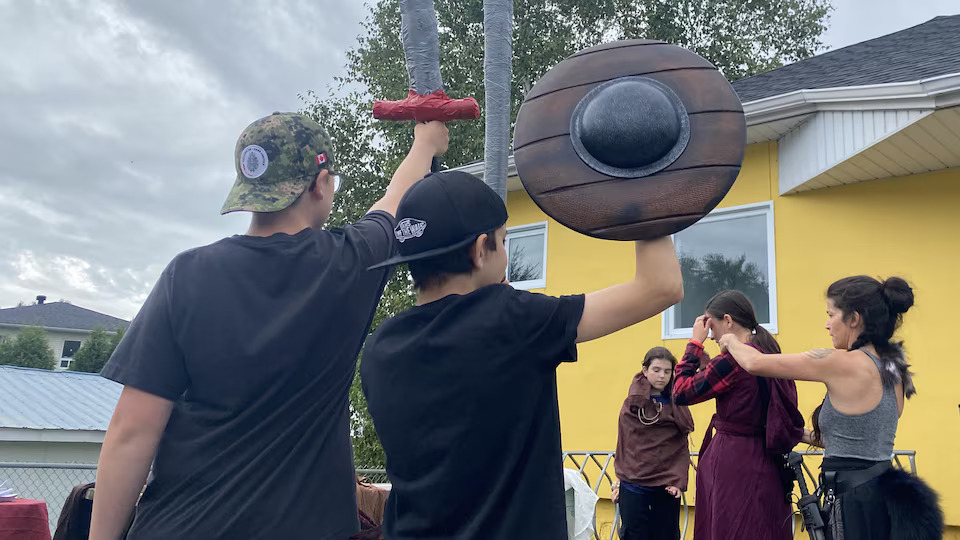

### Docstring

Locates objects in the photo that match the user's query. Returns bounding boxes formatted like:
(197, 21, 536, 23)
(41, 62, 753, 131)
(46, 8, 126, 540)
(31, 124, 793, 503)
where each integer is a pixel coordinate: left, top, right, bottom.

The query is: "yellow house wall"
(506, 142, 960, 528)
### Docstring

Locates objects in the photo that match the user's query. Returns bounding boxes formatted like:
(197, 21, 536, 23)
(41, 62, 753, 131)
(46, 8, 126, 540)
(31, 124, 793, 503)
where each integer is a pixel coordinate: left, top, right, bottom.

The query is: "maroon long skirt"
(693, 429, 793, 540)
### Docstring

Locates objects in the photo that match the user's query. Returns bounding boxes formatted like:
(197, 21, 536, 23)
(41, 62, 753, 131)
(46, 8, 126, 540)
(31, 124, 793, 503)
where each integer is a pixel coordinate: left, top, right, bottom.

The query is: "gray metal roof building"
(0, 366, 121, 440)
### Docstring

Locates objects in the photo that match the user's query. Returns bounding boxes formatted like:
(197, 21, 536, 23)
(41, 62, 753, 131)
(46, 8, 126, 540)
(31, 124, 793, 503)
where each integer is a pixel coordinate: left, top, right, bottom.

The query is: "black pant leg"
(650, 489, 681, 540)
(618, 488, 653, 540)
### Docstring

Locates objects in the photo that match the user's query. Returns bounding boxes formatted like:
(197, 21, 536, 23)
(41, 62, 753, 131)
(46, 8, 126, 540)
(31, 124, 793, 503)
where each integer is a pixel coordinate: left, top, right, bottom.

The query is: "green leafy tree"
(300, 0, 831, 467)
(0, 337, 13, 365)
(606, 0, 832, 80)
(109, 327, 125, 357)
(72, 327, 114, 374)
(0, 327, 56, 370)
(300, 89, 416, 469)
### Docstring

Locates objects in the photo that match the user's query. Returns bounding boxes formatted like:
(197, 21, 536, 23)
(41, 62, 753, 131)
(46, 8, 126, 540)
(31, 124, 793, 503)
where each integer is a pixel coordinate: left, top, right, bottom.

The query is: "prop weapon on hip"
(788, 452, 828, 540)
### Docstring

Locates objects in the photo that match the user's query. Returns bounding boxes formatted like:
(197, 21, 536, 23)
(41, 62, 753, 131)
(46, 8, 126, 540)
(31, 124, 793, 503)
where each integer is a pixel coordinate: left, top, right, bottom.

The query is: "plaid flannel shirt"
(673, 341, 743, 406)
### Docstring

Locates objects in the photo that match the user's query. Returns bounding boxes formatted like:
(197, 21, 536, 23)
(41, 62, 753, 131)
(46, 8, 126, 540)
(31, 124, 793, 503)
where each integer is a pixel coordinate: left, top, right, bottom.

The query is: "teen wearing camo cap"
(91, 112, 448, 540)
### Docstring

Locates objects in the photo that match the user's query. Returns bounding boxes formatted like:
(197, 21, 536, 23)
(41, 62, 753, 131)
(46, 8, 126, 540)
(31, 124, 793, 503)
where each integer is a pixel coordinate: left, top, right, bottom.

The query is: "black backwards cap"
(368, 170, 508, 270)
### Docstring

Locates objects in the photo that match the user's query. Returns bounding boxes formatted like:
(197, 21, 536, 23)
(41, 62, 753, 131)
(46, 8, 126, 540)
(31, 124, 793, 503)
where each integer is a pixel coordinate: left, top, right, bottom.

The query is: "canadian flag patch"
(316, 152, 328, 166)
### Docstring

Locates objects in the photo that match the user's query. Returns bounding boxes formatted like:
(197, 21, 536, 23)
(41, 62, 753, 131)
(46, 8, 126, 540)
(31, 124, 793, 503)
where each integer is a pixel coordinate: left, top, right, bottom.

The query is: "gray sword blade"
(400, 0, 444, 95)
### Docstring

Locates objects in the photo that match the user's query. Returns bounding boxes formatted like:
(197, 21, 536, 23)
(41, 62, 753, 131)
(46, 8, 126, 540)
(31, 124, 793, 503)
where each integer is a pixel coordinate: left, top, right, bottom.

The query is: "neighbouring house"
(457, 14, 960, 534)
(0, 296, 129, 370)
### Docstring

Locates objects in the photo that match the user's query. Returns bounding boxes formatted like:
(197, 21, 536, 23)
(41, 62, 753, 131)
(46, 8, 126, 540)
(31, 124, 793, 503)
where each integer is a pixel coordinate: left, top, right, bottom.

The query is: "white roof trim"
(453, 72, 960, 189)
(0, 323, 115, 335)
(743, 72, 960, 126)
(0, 427, 105, 444)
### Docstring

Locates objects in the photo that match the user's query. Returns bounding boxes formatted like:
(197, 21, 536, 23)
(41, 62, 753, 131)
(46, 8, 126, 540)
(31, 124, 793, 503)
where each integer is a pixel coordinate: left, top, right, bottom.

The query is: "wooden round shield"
(513, 40, 746, 241)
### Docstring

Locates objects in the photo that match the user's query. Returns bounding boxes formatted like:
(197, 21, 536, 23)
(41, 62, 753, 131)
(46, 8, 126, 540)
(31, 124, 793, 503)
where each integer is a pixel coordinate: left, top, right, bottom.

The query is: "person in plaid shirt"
(673, 290, 803, 540)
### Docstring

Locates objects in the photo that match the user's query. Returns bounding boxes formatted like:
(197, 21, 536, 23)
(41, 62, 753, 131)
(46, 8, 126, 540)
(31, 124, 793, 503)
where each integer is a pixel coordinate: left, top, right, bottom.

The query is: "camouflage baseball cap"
(220, 112, 337, 214)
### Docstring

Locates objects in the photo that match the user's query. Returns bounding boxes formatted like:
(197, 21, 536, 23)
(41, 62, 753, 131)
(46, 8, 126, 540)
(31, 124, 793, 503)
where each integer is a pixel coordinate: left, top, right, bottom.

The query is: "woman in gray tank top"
(717, 275, 943, 540)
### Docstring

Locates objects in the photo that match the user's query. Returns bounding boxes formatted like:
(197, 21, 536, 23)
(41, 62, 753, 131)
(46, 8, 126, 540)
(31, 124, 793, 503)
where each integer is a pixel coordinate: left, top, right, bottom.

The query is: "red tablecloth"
(0, 499, 52, 540)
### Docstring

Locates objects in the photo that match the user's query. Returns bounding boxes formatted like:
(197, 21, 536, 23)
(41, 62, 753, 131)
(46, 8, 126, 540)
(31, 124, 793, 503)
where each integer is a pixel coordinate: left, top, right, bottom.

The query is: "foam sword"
(373, 0, 480, 172)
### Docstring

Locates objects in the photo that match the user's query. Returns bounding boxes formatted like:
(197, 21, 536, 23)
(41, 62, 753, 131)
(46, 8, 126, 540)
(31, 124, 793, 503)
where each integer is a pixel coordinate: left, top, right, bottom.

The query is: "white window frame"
(58, 339, 83, 370)
(662, 201, 778, 340)
(506, 221, 548, 290)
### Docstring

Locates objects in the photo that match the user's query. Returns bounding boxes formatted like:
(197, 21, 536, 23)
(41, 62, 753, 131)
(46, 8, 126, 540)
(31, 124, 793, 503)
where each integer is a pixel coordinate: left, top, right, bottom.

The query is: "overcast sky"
(0, 0, 957, 320)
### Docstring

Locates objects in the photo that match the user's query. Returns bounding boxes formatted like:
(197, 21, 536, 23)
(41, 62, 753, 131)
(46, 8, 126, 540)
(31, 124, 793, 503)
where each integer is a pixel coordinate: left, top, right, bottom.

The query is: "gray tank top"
(819, 350, 899, 461)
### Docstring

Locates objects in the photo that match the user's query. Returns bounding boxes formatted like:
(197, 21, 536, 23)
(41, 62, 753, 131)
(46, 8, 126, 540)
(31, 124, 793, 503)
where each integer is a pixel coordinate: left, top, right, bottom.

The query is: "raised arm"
(672, 341, 742, 405)
(368, 121, 449, 216)
(576, 237, 683, 343)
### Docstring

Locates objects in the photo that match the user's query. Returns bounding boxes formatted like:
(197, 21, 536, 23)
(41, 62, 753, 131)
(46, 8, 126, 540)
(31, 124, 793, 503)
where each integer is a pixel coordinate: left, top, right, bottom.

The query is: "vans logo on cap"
(394, 218, 427, 243)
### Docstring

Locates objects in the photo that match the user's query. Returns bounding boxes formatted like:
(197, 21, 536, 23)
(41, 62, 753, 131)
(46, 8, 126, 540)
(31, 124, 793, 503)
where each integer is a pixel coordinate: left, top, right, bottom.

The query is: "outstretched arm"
(718, 334, 841, 383)
(576, 237, 683, 343)
(368, 121, 449, 217)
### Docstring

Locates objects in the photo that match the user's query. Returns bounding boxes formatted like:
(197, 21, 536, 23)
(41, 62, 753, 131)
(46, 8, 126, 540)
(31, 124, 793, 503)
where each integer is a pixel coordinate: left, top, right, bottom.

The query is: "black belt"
(821, 460, 891, 496)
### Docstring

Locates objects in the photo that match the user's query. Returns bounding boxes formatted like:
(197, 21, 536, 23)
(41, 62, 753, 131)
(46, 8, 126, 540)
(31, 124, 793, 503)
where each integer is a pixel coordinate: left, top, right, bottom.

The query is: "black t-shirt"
(101, 211, 396, 540)
(360, 285, 586, 540)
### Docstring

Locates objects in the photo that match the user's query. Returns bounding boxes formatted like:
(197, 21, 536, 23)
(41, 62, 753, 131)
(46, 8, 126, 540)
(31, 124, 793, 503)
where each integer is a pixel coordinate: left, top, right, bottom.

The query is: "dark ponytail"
(704, 290, 780, 354)
(811, 275, 916, 446)
(751, 325, 781, 355)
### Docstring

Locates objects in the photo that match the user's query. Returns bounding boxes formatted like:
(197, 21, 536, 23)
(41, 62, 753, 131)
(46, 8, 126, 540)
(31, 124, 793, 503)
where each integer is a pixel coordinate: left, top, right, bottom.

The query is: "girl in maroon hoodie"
(614, 346, 695, 540)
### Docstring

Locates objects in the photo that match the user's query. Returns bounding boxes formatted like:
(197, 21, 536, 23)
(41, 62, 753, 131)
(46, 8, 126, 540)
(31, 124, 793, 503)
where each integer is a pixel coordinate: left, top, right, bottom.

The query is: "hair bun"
(881, 276, 914, 315)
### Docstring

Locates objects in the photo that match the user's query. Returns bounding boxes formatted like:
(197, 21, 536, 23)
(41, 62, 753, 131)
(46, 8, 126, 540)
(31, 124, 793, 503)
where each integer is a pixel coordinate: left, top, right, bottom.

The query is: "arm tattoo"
(803, 348, 834, 360)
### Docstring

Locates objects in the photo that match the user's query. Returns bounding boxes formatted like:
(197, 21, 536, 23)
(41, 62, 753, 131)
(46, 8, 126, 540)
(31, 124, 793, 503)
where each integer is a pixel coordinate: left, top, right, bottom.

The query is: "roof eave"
(453, 72, 960, 186)
(743, 72, 960, 127)
(0, 427, 106, 443)
(0, 322, 118, 334)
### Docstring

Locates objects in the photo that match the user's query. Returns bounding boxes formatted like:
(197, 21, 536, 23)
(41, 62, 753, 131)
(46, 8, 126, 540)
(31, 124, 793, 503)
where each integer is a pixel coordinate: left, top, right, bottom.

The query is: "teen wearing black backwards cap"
(361, 171, 683, 540)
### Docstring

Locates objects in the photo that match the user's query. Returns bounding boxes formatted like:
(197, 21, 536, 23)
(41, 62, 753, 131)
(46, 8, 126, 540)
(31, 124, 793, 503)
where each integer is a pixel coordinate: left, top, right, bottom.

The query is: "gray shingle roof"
(0, 366, 121, 432)
(731, 15, 960, 103)
(0, 302, 128, 332)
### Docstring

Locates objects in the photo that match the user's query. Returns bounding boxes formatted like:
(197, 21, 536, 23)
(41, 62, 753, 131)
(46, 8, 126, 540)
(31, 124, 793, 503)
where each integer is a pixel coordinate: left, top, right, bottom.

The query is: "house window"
(506, 222, 547, 290)
(60, 340, 82, 369)
(663, 201, 777, 339)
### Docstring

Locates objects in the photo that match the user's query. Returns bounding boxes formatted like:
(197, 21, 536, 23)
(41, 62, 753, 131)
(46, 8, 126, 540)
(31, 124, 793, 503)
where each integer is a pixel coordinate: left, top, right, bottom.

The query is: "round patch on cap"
(240, 145, 269, 179)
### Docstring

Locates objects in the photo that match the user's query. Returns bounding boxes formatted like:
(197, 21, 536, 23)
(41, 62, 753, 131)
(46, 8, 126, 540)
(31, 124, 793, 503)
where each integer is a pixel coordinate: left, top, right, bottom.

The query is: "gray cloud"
(0, 0, 956, 320)
(0, 0, 366, 319)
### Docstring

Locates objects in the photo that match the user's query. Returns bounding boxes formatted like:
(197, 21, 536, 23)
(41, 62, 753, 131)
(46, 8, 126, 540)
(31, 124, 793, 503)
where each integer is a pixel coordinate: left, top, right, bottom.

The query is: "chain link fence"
(0, 462, 389, 534)
(0, 462, 98, 532)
